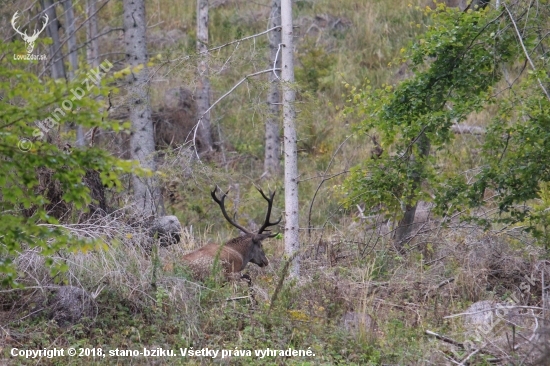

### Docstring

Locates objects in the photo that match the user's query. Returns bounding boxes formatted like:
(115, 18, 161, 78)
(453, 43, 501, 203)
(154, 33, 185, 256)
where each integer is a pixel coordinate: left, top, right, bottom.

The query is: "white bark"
(62, 0, 77, 80)
(42, 0, 66, 80)
(281, 0, 299, 277)
(123, 0, 161, 216)
(451, 124, 485, 135)
(84, 0, 100, 148)
(62, 0, 85, 147)
(264, 0, 282, 177)
(196, 0, 214, 152)
(86, 0, 100, 68)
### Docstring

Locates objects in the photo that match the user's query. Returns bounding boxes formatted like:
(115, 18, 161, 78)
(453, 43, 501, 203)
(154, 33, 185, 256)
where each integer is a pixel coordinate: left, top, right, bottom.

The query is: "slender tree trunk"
(123, 0, 162, 216)
(393, 0, 489, 251)
(78, 0, 105, 212)
(85, 0, 100, 148)
(62, 0, 85, 147)
(42, 0, 66, 80)
(62, 0, 77, 80)
(264, 0, 282, 177)
(393, 133, 430, 250)
(281, 0, 299, 277)
(196, 0, 214, 153)
(86, 0, 99, 69)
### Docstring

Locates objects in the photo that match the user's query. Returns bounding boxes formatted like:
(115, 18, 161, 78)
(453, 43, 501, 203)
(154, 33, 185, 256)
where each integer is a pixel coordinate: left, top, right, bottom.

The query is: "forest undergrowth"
(2, 0, 550, 365)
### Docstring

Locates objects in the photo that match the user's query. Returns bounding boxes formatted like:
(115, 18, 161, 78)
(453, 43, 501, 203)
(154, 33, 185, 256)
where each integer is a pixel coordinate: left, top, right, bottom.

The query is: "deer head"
(167, 186, 281, 280)
(211, 185, 281, 269)
(12, 11, 49, 54)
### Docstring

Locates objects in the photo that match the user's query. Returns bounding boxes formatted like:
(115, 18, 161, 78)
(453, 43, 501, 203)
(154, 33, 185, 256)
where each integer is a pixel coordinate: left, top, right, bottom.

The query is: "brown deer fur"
(164, 186, 279, 281)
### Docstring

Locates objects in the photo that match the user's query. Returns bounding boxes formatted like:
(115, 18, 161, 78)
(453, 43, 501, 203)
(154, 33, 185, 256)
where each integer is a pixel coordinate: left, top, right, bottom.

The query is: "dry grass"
(2, 203, 550, 364)
(3, 0, 550, 365)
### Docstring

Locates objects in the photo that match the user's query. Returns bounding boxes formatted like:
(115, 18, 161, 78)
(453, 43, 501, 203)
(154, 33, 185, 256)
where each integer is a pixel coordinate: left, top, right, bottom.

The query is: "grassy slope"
(2, 1, 548, 365)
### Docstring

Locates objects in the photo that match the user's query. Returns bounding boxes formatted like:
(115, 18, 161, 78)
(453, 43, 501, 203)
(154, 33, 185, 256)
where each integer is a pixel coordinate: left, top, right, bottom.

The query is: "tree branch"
(190, 68, 281, 160)
(38, 0, 112, 78)
(307, 135, 352, 236)
(503, 2, 550, 101)
(174, 26, 281, 63)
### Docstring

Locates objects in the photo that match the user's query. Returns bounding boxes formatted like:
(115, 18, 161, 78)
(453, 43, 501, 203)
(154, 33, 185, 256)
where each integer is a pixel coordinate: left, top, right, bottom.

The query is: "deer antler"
(11, 11, 27, 38)
(11, 11, 48, 41)
(35, 13, 49, 39)
(211, 186, 251, 234)
(11, 12, 48, 54)
(256, 187, 281, 237)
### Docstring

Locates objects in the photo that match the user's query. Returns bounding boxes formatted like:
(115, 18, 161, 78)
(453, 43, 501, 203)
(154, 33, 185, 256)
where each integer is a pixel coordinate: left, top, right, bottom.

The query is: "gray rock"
(150, 215, 182, 247)
(341, 311, 377, 337)
(48, 286, 95, 327)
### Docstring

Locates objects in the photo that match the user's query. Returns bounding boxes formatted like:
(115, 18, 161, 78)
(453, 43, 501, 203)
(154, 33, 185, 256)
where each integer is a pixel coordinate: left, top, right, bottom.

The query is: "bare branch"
(503, 2, 550, 101)
(425, 330, 464, 348)
(451, 124, 486, 135)
(307, 135, 352, 236)
(444, 305, 543, 319)
(190, 68, 281, 160)
(172, 26, 281, 63)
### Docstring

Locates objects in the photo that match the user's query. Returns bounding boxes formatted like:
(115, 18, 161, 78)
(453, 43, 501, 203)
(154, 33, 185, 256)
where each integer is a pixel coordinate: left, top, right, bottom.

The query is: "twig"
(273, 43, 282, 80)
(424, 255, 449, 266)
(307, 135, 352, 236)
(438, 277, 455, 288)
(226, 296, 250, 302)
(269, 251, 299, 314)
(459, 348, 481, 365)
(426, 330, 464, 348)
(502, 2, 550, 101)
(444, 305, 543, 319)
(191, 68, 281, 161)
(169, 26, 282, 65)
(0, 285, 64, 293)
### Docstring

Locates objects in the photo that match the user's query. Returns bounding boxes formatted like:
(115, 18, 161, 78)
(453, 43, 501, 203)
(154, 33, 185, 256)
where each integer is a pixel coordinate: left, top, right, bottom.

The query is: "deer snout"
(258, 257, 269, 267)
(251, 253, 269, 267)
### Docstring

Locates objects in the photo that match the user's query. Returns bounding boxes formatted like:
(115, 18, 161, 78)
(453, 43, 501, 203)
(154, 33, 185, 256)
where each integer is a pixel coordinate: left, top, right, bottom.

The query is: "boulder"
(150, 215, 182, 247)
(48, 286, 95, 327)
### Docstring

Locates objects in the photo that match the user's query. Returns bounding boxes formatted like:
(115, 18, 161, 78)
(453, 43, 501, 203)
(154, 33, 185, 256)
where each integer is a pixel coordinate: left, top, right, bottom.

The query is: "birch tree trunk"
(85, 0, 100, 147)
(42, 0, 66, 80)
(86, 0, 99, 69)
(123, 0, 162, 216)
(62, 0, 85, 147)
(62, 0, 77, 81)
(281, 0, 299, 277)
(196, 0, 214, 153)
(264, 0, 282, 177)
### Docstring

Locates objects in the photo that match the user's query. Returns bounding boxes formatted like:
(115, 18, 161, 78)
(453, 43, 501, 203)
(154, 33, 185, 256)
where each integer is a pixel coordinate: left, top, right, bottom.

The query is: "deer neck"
(225, 235, 254, 267)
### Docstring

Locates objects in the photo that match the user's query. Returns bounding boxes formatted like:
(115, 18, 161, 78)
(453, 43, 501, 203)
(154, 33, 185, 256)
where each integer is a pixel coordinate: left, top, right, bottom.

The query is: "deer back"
(165, 186, 279, 281)
(175, 233, 271, 280)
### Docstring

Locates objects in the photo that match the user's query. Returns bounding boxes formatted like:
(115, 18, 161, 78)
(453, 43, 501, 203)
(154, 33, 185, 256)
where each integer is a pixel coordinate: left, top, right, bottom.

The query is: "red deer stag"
(166, 186, 280, 281)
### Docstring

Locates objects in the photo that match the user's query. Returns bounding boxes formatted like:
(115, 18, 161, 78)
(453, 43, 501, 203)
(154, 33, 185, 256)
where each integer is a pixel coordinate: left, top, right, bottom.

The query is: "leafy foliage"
(0, 42, 139, 285)
(343, 3, 550, 233)
(295, 41, 337, 93)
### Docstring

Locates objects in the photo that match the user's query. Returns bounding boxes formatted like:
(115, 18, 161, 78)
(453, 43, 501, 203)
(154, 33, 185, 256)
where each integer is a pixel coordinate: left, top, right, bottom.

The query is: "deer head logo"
(11, 11, 49, 54)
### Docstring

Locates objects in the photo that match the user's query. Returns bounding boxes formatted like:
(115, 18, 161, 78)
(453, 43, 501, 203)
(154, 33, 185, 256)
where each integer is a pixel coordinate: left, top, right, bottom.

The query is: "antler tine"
(37, 14, 49, 35)
(211, 185, 251, 234)
(256, 187, 282, 235)
(11, 11, 27, 37)
(28, 13, 48, 40)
